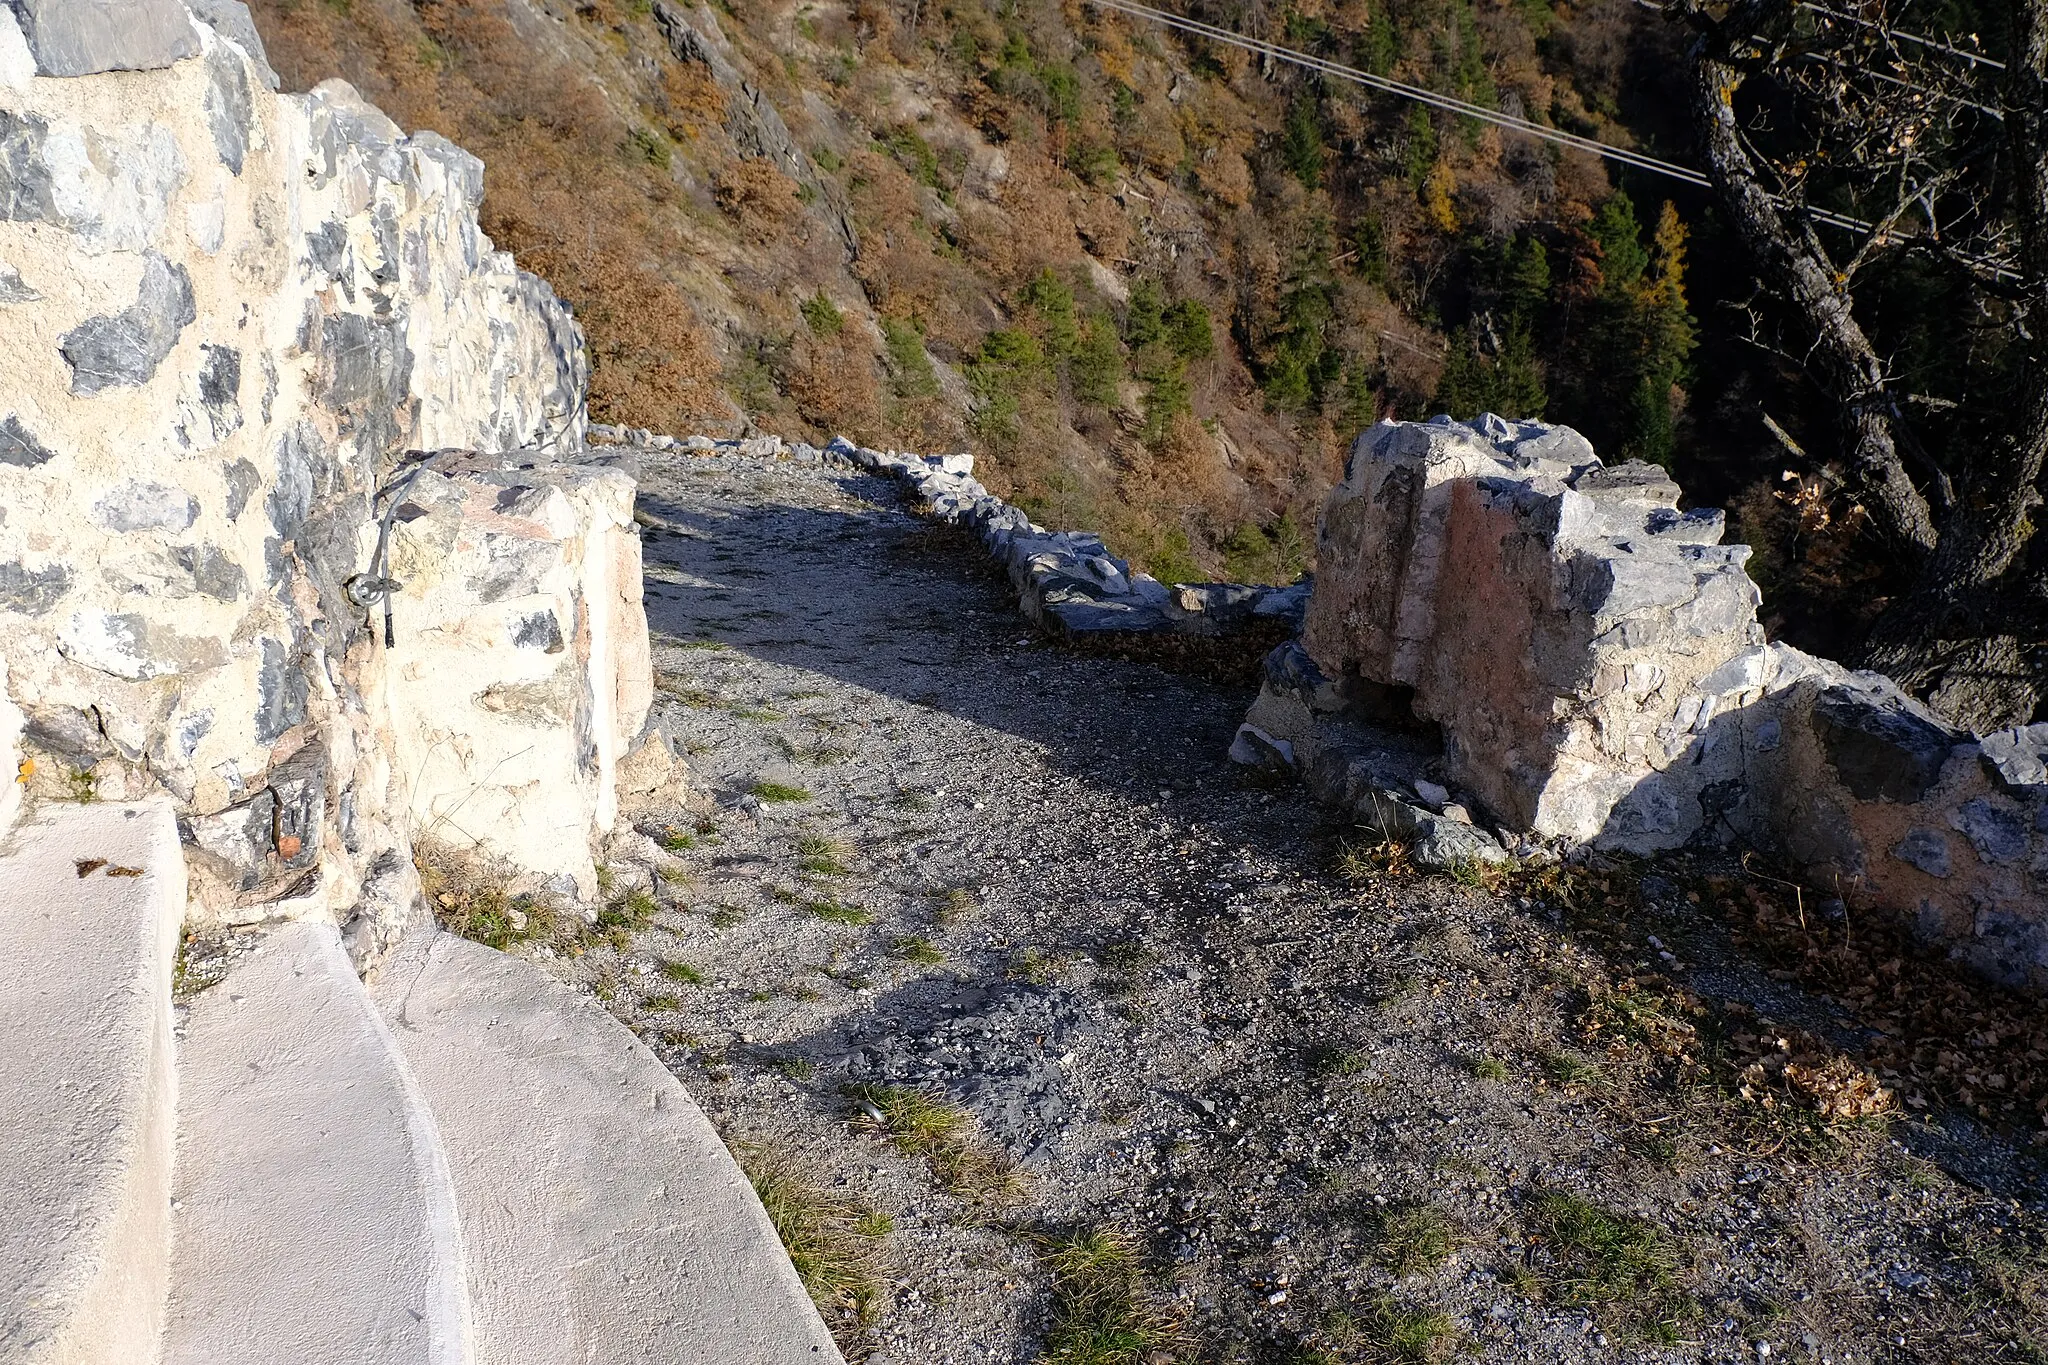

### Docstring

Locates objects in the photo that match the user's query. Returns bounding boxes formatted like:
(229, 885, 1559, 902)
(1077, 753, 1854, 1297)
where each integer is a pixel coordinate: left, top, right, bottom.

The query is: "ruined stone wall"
(1243, 416, 2048, 992)
(0, 3, 644, 963)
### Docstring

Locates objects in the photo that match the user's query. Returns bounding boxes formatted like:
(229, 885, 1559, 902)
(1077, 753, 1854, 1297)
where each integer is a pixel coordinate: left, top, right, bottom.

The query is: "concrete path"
(372, 928, 841, 1364)
(0, 800, 181, 1365)
(164, 921, 472, 1365)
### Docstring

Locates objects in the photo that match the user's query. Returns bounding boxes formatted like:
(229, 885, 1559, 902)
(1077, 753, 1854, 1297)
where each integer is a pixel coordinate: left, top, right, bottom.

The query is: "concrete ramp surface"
(0, 800, 182, 1365)
(163, 920, 473, 1365)
(372, 930, 842, 1364)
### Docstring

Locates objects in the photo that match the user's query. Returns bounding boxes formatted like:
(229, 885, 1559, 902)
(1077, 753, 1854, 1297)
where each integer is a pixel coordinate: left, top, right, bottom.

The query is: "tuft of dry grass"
(416, 844, 572, 952)
(1037, 1226, 1187, 1365)
(734, 1143, 890, 1339)
(845, 1083, 1025, 1207)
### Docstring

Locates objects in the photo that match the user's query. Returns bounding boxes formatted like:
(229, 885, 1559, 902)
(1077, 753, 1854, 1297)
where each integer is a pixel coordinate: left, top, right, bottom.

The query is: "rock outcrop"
(1241, 416, 2048, 992)
(0, 5, 651, 960)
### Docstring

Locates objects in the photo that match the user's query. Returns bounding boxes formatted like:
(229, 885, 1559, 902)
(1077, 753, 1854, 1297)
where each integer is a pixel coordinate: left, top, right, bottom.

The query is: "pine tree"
(1619, 201, 1697, 466)
(1404, 106, 1436, 191)
(1590, 189, 1648, 297)
(1504, 234, 1551, 326)
(1362, 9, 1398, 75)
(1072, 313, 1123, 408)
(1282, 92, 1325, 190)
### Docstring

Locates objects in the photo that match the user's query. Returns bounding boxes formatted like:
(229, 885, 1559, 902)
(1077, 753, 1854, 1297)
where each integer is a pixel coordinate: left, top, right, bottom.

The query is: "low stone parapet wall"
(1237, 415, 2048, 993)
(590, 427, 1310, 646)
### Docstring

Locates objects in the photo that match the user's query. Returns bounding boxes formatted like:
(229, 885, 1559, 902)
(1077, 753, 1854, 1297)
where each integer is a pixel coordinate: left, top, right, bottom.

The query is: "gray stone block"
(0, 261, 38, 303)
(1980, 724, 2048, 794)
(60, 253, 196, 395)
(6, 0, 199, 76)
(0, 561, 69, 616)
(0, 413, 53, 467)
(186, 0, 277, 88)
(1811, 684, 1962, 803)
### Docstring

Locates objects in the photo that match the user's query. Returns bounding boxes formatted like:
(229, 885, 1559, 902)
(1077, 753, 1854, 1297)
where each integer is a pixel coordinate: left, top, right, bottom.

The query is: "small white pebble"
(1266, 1290, 1287, 1305)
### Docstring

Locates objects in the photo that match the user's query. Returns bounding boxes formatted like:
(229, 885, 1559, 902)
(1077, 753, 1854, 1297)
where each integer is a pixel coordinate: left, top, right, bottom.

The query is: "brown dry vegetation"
(244, 0, 1704, 587)
(254, 0, 729, 428)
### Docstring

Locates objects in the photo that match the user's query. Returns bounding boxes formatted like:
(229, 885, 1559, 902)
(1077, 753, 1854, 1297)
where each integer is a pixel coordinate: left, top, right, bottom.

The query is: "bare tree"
(1677, 0, 2048, 729)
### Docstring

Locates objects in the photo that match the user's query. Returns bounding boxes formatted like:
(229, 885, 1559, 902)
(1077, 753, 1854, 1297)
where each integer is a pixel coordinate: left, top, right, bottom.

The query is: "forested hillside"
(246, 0, 2042, 721)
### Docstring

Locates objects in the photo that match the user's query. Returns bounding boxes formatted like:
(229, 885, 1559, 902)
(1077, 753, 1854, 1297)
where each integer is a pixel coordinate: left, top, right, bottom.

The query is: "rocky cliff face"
(0, 2, 638, 963)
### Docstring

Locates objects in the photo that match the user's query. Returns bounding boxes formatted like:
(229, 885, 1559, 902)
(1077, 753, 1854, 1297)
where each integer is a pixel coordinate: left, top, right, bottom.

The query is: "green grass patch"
(846, 1084, 1023, 1205)
(795, 832, 854, 877)
(1525, 1191, 1695, 1340)
(1540, 1049, 1603, 1087)
(894, 936, 944, 965)
(737, 1144, 888, 1333)
(933, 885, 979, 925)
(1374, 1203, 1457, 1278)
(753, 781, 813, 804)
(1319, 1298, 1461, 1363)
(661, 960, 706, 985)
(1038, 1226, 1185, 1364)
(805, 898, 872, 925)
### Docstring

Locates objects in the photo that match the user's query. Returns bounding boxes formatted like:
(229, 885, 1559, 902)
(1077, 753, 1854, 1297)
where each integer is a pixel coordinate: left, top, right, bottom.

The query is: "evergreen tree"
(1504, 233, 1551, 325)
(1282, 92, 1325, 191)
(1163, 299, 1215, 362)
(1620, 201, 1696, 465)
(1125, 277, 1166, 349)
(1072, 313, 1123, 408)
(1590, 189, 1649, 297)
(1022, 269, 1078, 357)
(1362, 9, 1398, 75)
(1404, 106, 1436, 191)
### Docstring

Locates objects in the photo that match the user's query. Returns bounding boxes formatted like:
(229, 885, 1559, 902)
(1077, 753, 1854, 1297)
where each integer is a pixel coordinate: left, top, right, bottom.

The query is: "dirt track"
(539, 451, 2046, 1365)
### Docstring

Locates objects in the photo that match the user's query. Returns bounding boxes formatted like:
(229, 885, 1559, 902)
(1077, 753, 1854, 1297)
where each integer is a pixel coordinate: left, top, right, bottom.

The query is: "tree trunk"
(1687, 36, 1939, 558)
(1863, 0, 2048, 729)
(1687, 7, 2046, 728)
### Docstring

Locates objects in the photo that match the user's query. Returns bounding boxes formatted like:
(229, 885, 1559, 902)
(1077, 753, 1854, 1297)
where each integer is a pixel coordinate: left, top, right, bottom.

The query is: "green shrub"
(880, 317, 939, 398)
(800, 292, 844, 335)
(1022, 269, 1079, 357)
(1072, 314, 1124, 407)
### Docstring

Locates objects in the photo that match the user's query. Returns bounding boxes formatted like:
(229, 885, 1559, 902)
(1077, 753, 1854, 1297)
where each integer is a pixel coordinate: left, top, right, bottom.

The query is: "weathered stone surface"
(382, 455, 648, 898)
(0, 17, 604, 961)
(184, 0, 276, 88)
(1979, 724, 2048, 794)
(1256, 413, 2048, 994)
(94, 481, 199, 533)
(1811, 684, 1960, 803)
(0, 260, 37, 302)
(60, 253, 196, 395)
(4, 0, 199, 77)
(0, 412, 51, 466)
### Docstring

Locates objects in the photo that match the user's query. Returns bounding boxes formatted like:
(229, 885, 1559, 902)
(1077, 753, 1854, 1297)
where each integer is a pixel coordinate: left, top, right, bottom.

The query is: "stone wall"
(590, 424, 1312, 644)
(0, 4, 652, 961)
(1238, 416, 2048, 992)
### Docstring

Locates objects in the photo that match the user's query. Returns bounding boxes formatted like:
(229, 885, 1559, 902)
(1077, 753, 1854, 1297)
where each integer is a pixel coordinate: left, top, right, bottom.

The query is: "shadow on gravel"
(635, 480, 1274, 812)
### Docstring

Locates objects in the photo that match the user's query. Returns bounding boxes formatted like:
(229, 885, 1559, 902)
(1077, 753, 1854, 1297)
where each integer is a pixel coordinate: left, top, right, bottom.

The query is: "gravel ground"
(509, 452, 2046, 1365)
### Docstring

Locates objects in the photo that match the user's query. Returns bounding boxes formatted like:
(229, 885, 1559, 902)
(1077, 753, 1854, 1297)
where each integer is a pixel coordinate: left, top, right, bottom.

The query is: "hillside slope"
(247, 0, 1688, 585)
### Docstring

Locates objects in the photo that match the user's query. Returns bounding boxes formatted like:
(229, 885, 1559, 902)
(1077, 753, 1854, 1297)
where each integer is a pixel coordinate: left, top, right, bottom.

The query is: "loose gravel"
(521, 453, 2046, 1365)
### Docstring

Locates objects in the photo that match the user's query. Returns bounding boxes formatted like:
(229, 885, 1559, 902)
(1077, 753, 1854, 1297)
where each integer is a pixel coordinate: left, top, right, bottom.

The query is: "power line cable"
(1795, 1, 2005, 70)
(1082, 0, 2021, 280)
